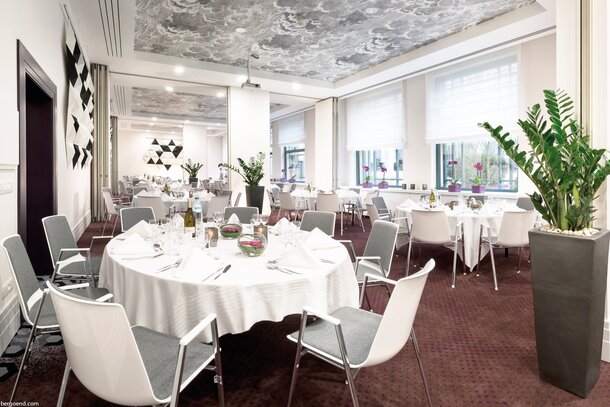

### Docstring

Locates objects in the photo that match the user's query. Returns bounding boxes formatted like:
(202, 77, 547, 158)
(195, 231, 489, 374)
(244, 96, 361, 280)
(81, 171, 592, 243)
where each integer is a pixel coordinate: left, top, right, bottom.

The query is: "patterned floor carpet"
(1, 214, 608, 406)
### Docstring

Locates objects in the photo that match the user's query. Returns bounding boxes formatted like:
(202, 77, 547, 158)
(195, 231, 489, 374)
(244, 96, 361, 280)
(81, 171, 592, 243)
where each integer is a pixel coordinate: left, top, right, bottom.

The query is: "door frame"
(17, 40, 58, 245)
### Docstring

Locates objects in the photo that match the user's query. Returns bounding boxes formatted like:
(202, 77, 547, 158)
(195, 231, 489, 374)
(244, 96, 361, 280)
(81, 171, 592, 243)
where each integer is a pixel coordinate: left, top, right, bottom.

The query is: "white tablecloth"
(291, 190, 364, 210)
(395, 204, 514, 270)
(133, 191, 213, 213)
(99, 233, 359, 340)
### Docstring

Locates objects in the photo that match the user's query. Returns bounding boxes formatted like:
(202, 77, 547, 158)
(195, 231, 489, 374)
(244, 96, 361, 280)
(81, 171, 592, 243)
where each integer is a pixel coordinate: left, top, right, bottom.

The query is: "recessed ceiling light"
(152, 117, 157, 121)
(235, 27, 246, 34)
(216, 91, 225, 98)
(237, 75, 248, 83)
(207, 127, 212, 130)
(292, 82, 301, 90)
(146, 129, 150, 132)
(184, 120, 190, 124)
(148, 122, 153, 126)
(174, 65, 185, 74)
(171, 131, 175, 134)
(165, 85, 174, 92)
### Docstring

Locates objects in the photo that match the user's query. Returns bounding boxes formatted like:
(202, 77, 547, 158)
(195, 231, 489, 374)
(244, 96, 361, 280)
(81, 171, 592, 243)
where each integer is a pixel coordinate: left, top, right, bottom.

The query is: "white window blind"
(275, 113, 305, 145)
(425, 52, 519, 144)
(346, 82, 404, 151)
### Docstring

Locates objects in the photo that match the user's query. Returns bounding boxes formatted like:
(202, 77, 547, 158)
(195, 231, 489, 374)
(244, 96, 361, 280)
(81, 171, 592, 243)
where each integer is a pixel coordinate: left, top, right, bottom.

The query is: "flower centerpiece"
(288, 174, 297, 183)
(237, 233, 267, 257)
(361, 165, 372, 188)
(378, 166, 389, 189)
(470, 162, 485, 193)
(218, 152, 266, 212)
(280, 168, 287, 182)
(181, 159, 204, 185)
(447, 160, 462, 192)
(219, 223, 242, 239)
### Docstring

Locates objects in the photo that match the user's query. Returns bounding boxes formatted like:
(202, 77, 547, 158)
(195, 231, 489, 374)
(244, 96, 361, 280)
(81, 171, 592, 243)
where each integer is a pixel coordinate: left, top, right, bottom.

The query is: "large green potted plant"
(181, 159, 204, 185)
(479, 89, 610, 397)
(219, 152, 265, 212)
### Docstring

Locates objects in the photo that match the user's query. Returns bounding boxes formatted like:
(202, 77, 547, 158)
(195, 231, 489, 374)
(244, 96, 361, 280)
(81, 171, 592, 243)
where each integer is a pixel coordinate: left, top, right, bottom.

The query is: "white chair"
(316, 193, 345, 236)
(46, 281, 225, 407)
(102, 188, 124, 235)
(407, 209, 464, 288)
(278, 192, 303, 221)
(300, 211, 336, 236)
(0, 235, 110, 402)
(286, 259, 435, 407)
(120, 207, 155, 232)
(135, 195, 173, 219)
(224, 206, 259, 223)
(478, 210, 537, 290)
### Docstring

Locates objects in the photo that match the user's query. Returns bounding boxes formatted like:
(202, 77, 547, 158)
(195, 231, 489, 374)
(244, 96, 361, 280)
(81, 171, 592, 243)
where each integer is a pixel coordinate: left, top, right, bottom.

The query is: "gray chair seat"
(288, 307, 381, 365)
(354, 260, 385, 283)
(132, 326, 215, 400)
(28, 286, 110, 327)
(58, 256, 102, 276)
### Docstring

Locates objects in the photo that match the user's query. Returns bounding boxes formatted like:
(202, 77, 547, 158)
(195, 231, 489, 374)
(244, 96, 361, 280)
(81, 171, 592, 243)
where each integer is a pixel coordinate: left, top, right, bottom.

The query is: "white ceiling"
(67, 0, 556, 123)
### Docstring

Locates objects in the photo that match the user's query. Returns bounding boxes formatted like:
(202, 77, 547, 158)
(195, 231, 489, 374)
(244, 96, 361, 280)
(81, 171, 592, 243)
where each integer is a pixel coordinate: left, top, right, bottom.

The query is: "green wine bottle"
(184, 197, 195, 238)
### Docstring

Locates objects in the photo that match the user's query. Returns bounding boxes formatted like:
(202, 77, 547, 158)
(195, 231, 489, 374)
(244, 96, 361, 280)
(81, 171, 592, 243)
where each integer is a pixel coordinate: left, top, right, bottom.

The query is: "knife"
(212, 264, 232, 281)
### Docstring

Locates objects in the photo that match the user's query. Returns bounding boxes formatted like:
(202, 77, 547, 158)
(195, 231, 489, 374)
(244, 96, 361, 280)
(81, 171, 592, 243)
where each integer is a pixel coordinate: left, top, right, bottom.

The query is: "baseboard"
(72, 210, 91, 240)
(603, 320, 609, 362)
(0, 298, 20, 355)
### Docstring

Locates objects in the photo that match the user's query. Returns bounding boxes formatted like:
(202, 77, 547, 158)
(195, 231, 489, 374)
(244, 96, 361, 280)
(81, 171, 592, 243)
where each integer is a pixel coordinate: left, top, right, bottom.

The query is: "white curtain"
(345, 82, 404, 151)
(91, 63, 110, 221)
(275, 113, 305, 145)
(425, 51, 519, 144)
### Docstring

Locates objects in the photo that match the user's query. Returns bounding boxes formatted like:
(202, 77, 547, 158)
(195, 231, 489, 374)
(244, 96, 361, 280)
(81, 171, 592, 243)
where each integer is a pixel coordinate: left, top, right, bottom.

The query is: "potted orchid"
(280, 168, 287, 182)
(378, 165, 389, 189)
(447, 160, 462, 192)
(361, 165, 372, 188)
(470, 162, 485, 193)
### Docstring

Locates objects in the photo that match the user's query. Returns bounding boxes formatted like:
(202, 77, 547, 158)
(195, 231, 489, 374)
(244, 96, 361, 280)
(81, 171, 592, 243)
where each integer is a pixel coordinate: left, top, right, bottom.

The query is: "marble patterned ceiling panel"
(131, 87, 227, 122)
(134, 0, 535, 82)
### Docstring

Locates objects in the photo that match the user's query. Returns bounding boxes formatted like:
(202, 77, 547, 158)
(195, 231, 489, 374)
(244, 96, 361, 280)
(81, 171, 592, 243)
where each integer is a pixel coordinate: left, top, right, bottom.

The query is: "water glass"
(213, 211, 224, 226)
(251, 214, 261, 225)
(260, 214, 269, 225)
(208, 239, 220, 259)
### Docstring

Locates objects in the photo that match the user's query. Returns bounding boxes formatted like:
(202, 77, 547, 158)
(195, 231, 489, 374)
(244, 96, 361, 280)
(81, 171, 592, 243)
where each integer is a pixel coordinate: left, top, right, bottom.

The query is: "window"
(436, 139, 518, 191)
(356, 149, 403, 187)
(283, 144, 305, 181)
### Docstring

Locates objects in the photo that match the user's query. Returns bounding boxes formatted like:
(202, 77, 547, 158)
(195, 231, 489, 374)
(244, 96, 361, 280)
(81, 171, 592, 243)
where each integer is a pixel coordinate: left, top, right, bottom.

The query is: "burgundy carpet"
(1, 214, 608, 406)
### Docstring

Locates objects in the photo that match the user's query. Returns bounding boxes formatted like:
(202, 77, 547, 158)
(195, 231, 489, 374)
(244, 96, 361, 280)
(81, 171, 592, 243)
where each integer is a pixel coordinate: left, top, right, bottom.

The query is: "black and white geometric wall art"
(143, 138, 183, 170)
(65, 21, 94, 168)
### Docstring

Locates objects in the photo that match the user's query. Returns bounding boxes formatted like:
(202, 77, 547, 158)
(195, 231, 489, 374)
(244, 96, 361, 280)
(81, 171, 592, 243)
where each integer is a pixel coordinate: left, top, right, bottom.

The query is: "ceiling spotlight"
(207, 127, 212, 130)
(165, 85, 174, 92)
(292, 82, 301, 90)
(174, 65, 185, 74)
(216, 91, 225, 98)
(235, 27, 246, 34)
(146, 129, 150, 132)
(152, 117, 158, 121)
(184, 120, 190, 124)
(148, 122, 153, 126)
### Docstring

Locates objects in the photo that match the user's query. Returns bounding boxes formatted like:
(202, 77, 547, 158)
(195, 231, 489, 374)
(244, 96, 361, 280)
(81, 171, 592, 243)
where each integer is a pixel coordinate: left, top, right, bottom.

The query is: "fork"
(266, 263, 299, 275)
(157, 258, 183, 272)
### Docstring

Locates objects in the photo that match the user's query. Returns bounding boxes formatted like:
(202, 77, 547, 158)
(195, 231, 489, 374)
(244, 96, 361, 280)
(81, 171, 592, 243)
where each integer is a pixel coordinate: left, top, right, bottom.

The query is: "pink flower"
(362, 165, 369, 172)
(448, 160, 458, 165)
(474, 162, 483, 172)
(381, 166, 387, 173)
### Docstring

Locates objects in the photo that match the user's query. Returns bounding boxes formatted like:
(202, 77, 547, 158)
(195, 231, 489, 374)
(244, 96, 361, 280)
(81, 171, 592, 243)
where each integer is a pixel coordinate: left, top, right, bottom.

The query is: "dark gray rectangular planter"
(529, 228, 609, 397)
(245, 185, 265, 213)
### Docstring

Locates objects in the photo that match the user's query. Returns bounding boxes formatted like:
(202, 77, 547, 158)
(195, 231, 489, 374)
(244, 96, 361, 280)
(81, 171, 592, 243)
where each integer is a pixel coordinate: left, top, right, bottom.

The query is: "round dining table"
(99, 231, 359, 341)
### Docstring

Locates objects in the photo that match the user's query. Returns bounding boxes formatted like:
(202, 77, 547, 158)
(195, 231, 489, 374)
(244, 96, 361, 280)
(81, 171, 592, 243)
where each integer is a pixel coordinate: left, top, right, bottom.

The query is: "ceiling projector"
(241, 52, 261, 89)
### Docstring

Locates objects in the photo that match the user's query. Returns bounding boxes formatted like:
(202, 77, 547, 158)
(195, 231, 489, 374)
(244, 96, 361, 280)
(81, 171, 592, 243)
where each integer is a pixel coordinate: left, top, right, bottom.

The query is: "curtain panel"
(91, 63, 110, 221)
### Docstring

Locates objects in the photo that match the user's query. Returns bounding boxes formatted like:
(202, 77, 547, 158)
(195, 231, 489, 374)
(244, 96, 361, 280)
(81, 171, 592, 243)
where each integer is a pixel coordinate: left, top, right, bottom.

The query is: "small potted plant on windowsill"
(280, 168, 287, 182)
(377, 166, 389, 189)
(448, 179, 462, 192)
(470, 162, 485, 193)
(288, 174, 297, 183)
(219, 152, 266, 212)
(361, 165, 372, 188)
(181, 159, 204, 185)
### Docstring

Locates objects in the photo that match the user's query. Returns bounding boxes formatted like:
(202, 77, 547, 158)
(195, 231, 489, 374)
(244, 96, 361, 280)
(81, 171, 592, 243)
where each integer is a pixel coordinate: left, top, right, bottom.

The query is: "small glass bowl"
(237, 233, 267, 257)
(219, 223, 242, 239)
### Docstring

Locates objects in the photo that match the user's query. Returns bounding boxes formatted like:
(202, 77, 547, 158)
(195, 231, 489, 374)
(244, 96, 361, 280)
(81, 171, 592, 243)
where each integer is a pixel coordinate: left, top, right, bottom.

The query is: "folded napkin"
(277, 244, 323, 273)
(113, 234, 156, 256)
(136, 190, 159, 197)
(304, 227, 342, 250)
(399, 199, 422, 209)
(226, 213, 241, 225)
(271, 217, 291, 234)
(171, 213, 184, 228)
(178, 248, 224, 282)
(124, 220, 155, 239)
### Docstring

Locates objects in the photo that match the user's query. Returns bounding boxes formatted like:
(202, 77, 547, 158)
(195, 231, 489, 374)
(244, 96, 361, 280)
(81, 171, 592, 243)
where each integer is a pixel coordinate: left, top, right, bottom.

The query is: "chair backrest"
(282, 184, 292, 192)
(410, 210, 453, 244)
(120, 207, 155, 232)
(366, 204, 383, 224)
(316, 193, 341, 212)
(133, 186, 147, 195)
(279, 192, 297, 210)
(233, 192, 242, 207)
(363, 220, 399, 275)
(496, 210, 537, 247)
(266, 190, 276, 209)
(134, 196, 166, 220)
(300, 211, 336, 236)
(365, 259, 434, 367)
(46, 282, 159, 405)
(363, 191, 376, 205)
(42, 215, 78, 265)
(349, 188, 360, 194)
(118, 180, 130, 195)
(516, 196, 535, 211)
(102, 190, 119, 215)
(207, 195, 230, 218)
(289, 184, 297, 193)
(1, 235, 45, 326)
(371, 196, 390, 216)
(224, 207, 259, 223)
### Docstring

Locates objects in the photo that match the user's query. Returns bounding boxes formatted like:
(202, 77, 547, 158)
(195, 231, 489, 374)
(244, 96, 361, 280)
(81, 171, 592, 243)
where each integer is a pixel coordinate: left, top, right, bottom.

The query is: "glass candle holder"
(253, 224, 268, 240)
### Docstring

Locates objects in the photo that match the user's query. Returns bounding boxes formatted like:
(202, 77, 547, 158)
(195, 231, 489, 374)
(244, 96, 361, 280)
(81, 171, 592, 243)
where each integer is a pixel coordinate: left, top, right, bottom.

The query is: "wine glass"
(260, 214, 269, 225)
(213, 211, 224, 226)
(251, 214, 261, 225)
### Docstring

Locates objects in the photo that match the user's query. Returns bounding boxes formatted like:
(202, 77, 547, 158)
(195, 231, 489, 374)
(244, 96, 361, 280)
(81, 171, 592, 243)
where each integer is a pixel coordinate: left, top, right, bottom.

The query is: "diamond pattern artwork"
(65, 22, 94, 168)
(143, 138, 183, 170)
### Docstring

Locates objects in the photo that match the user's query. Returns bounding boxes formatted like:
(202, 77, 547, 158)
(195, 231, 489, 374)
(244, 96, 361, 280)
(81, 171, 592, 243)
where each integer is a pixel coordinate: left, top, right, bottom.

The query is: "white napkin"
(399, 199, 421, 209)
(178, 248, 224, 282)
(124, 220, 155, 239)
(277, 244, 323, 273)
(226, 213, 241, 225)
(304, 228, 342, 250)
(271, 217, 290, 234)
(113, 234, 156, 256)
(171, 213, 183, 228)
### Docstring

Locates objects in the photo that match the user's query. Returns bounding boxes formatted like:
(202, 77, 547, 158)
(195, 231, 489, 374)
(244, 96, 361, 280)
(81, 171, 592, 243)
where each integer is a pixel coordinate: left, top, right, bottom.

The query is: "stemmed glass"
(260, 214, 269, 225)
(213, 211, 224, 227)
(251, 214, 261, 225)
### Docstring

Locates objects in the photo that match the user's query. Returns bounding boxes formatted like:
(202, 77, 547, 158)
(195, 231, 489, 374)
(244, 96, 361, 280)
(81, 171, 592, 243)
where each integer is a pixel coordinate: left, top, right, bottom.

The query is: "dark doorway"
(18, 41, 57, 275)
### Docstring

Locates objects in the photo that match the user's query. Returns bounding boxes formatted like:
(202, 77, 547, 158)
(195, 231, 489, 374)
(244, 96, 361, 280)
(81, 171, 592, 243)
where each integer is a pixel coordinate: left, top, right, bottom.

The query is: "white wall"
(314, 99, 335, 190)
(304, 109, 316, 183)
(183, 124, 207, 178)
(118, 129, 184, 180)
(207, 135, 224, 179)
(0, 0, 94, 352)
(227, 87, 271, 212)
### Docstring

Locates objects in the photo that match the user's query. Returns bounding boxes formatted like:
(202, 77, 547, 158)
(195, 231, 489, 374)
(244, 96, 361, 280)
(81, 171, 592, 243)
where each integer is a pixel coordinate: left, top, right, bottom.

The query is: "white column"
(227, 87, 270, 212)
(271, 121, 281, 178)
(314, 98, 334, 190)
(304, 109, 316, 183)
(555, 0, 581, 110)
(182, 124, 207, 180)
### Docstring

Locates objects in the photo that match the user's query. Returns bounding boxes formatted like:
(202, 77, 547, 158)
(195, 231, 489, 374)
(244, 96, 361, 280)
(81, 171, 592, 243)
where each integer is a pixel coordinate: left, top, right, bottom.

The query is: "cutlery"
(266, 264, 300, 275)
(319, 258, 335, 264)
(123, 253, 163, 261)
(212, 264, 232, 280)
(156, 258, 183, 272)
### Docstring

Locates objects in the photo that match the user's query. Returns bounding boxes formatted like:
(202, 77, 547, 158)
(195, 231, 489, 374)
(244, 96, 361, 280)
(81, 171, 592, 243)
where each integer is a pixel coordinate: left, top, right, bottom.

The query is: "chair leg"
(476, 237, 482, 277)
(344, 366, 360, 407)
(288, 332, 306, 406)
(489, 242, 498, 290)
(517, 247, 523, 273)
(406, 237, 413, 275)
(213, 352, 225, 407)
(411, 328, 433, 407)
(57, 361, 71, 407)
(452, 244, 458, 289)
